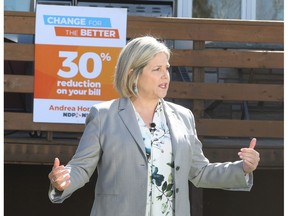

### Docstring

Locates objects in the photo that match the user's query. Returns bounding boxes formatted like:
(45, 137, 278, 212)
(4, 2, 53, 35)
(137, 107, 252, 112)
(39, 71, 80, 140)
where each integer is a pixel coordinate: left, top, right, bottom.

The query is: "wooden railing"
(4, 11, 283, 166)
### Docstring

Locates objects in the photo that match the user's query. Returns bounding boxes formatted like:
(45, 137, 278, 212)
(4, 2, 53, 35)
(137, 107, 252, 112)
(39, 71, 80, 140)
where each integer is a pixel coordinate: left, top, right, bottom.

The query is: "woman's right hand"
(48, 158, 71, 191)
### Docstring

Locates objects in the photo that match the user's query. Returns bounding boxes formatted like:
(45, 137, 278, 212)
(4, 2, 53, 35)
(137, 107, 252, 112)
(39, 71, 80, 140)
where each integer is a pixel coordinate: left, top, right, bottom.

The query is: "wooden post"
(192, 40, 206, 118)
(46, 131, 53, 142)
(190, 40, 205, 216)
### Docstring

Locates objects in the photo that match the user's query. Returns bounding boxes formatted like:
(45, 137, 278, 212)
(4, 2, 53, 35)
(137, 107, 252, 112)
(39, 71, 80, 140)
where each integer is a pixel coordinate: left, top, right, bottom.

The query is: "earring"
(133, 84, 138, 94)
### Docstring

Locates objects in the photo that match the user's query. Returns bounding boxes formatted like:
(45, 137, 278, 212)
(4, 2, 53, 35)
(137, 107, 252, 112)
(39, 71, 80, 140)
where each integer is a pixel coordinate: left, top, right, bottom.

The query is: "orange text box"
(55, 27, 120, 39)
(34, 44, 120, 100)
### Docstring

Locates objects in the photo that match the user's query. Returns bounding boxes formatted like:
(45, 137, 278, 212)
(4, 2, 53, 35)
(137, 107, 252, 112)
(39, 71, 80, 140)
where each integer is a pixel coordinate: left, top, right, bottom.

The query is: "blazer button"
(176, 166, 180, 171)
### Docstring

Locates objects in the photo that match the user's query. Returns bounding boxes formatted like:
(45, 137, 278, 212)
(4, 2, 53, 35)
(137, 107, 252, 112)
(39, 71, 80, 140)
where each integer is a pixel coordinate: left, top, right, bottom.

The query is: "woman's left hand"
(238, 138, 260, 174)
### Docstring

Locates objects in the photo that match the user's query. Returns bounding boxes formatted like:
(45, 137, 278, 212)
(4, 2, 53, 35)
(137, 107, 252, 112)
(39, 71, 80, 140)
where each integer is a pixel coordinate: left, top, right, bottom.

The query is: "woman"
(48, 36, 260, 216)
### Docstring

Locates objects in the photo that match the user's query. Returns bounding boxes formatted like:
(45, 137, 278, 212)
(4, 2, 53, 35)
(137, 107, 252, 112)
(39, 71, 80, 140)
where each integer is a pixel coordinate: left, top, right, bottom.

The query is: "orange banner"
(34, 44, 120, 100)
(54, 27, 120, 39)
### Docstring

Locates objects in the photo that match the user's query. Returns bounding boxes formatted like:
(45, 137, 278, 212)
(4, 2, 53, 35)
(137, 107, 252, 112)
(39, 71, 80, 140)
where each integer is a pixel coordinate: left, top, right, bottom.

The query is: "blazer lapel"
(118, 98, 147, 159)
(162, 100, 180, 157)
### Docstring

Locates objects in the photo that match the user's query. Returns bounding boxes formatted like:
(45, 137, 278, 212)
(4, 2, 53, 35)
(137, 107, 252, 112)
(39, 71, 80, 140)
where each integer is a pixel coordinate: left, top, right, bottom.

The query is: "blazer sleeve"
(186, 110, 253, 191)
(49, 106, 102, 203)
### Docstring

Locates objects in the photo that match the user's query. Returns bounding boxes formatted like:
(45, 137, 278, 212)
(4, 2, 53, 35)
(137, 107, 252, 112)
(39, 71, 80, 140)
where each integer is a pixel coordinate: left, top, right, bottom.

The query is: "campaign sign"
(34, 5, 127, 123)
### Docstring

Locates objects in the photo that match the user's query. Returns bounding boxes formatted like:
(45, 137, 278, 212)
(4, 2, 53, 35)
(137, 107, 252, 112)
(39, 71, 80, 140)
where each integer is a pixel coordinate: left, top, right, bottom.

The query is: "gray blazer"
(49, 97, 252, 216)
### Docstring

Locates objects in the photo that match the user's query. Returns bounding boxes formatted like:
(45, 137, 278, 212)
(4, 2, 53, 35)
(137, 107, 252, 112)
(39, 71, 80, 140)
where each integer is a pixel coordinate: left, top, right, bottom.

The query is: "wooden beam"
(167, 82, 283, 101)
(4, 43, 284, 69)
(4, 74, 34, 93)
(4, 11, 35, 35)
(4, 141, 78, 165)
(4, 112, 283, 138)
(4, 138, 283, 168)
(203, 146, 283, 168)
(128, 17, 283, 43)
(171, 49, 284, 69)
(4, 43, 34, 61)
(5, 75, 283, 102)
(196, 119, 283, 138)
(4, 11, 283, 43)
(4, 112, 85, 132)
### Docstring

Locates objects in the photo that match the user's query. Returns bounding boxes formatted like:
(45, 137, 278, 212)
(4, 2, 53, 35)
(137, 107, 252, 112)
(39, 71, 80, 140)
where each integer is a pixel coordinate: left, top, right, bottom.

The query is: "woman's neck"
(131, 97, 159, 127)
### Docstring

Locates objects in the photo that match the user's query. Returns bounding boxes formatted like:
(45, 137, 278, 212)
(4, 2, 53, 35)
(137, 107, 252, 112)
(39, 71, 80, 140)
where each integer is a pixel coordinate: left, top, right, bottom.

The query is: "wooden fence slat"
(4, 141, 283, 168)
(203, 147, 283, 168)
(4, 43, 34, 61)
(4, 11, 35, 34)
(4, 43, 284, 68)
(171, 49, 284, 69)
(4, 11, 283, 43)
(4, 74, 34, 93)
(5, 75, 283, 102)
(4, 112, 85, 132)
(197, 119, 283, 138)
(127, 17, 284, 43)
(167, 82, 283, 101)
(4, 112, 283, 138)
(4, 142, 77, 165)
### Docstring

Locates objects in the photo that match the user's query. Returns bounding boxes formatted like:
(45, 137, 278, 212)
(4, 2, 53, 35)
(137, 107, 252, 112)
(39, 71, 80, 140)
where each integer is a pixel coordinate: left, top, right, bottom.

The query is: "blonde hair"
(114, 36, 171, 98)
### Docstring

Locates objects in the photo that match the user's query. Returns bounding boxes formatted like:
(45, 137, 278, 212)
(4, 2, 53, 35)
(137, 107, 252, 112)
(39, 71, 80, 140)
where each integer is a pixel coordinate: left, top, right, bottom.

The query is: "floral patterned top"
(134, 101, 175, 216)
